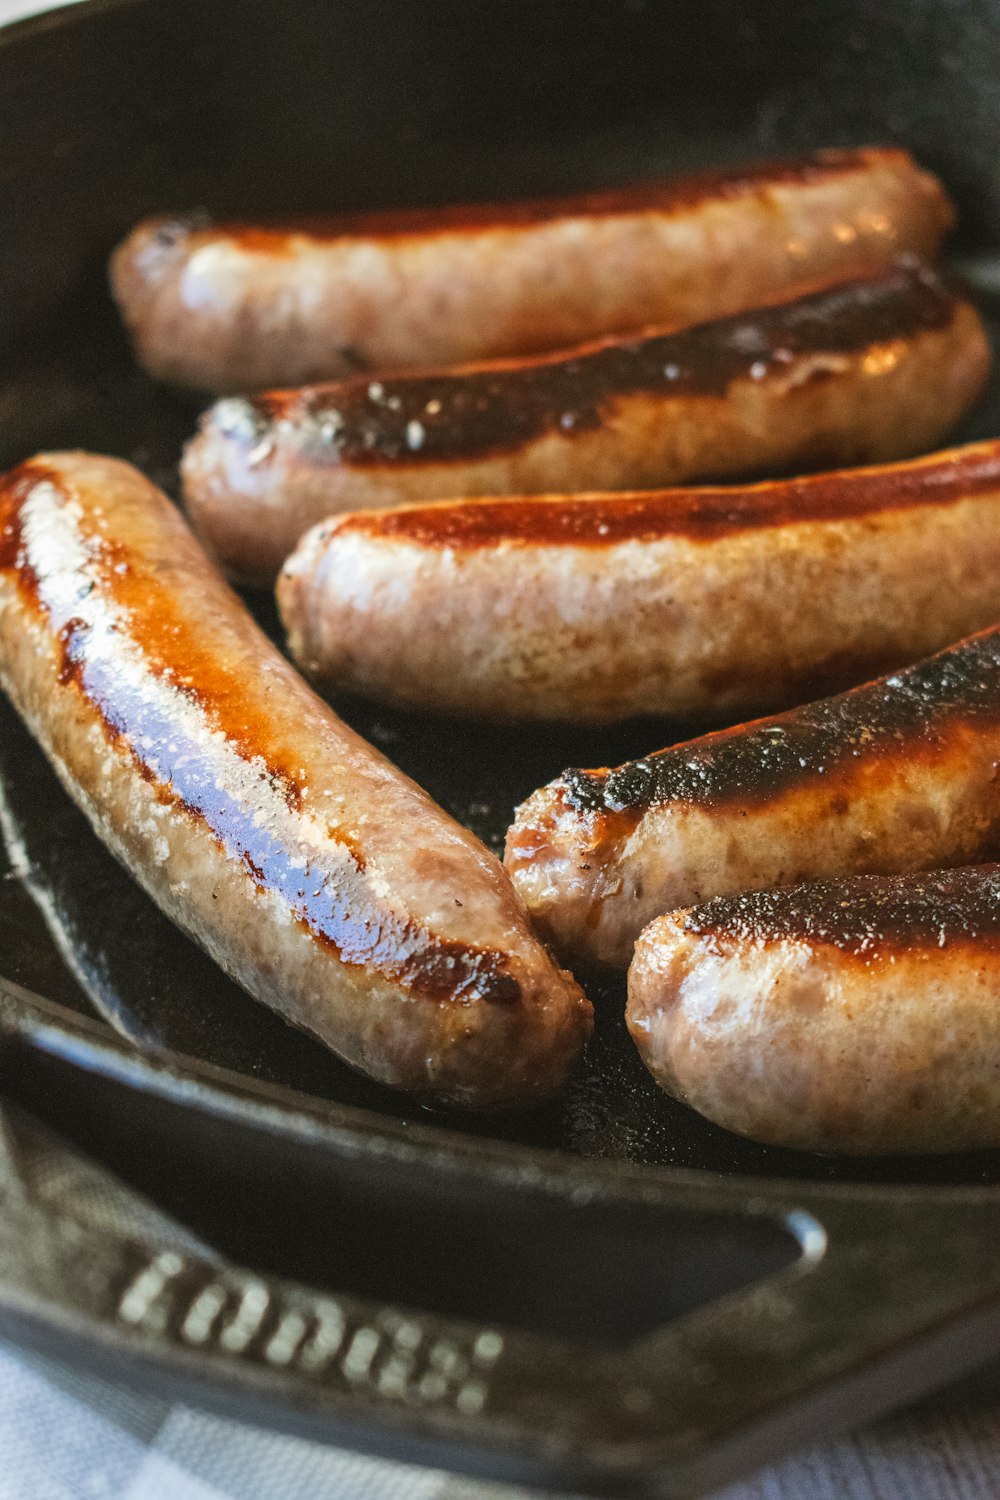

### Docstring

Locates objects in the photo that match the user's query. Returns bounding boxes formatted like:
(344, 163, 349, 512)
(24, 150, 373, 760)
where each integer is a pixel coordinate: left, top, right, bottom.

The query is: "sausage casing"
(279, 441, 1000, 723)
(0, 454, 591, 1107)
(183, 262, 990, 582)
(110, 147, 953, 392)
(506, 624, 1000, 968)
(628, 867, 1000, 1154)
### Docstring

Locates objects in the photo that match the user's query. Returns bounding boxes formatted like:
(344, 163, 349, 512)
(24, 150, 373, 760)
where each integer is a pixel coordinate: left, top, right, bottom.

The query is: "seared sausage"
(110, 147, 953, 393)
(628, 867, 1000, 1154)
(505, 624, 1000, 969)
(279, 441, 1000, 724)
(0, 454, 591, 1107)
(182, 262, 990, 583)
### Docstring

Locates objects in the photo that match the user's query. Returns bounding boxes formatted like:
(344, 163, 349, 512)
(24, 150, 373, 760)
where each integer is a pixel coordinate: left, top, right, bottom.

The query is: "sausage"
(110, 147, 953, 393)
(182, 261, 990, 583)
(0, 453, 591, 1108)
(504, 623, 1000, 969)
(279, 440, 1000, 724)
(627, 867, 1000, 1154)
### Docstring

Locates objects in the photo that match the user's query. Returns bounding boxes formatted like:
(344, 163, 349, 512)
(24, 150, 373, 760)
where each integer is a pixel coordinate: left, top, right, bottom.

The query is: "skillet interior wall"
(3, 0, 1000, 347)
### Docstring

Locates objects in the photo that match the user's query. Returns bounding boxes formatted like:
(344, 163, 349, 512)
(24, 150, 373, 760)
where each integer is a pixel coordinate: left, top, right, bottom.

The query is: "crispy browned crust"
(184, 264, 991, 582)
(560, 624, 1000, 821)
(671, 865, 1000, 956)
(505, 624, 1000, 967)
(227, 263, 964, 465)
(327, 439, 1000, 547)
(0, 454, 591, 1107)
(627, 867, 1000, 1153)
(278, 439, 1000, 724)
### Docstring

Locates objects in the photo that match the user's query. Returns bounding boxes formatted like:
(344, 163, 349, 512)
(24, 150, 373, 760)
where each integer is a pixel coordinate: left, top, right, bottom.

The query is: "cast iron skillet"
(5, 1, 1000, 1493)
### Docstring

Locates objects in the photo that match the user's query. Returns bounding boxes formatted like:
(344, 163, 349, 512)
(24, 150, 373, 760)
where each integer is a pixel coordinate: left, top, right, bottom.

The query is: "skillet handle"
(3, 989, 1000, 1499)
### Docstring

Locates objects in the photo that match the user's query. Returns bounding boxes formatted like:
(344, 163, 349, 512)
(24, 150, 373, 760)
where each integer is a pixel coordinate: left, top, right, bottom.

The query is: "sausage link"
(183, 262, 990, 582)
(0, 454, 591, 1108)
(110, 147, 953, 393)
(505, 624, 1000, 968)
(279, 441, 1000, 723)
(628, 867, 1000, 1154)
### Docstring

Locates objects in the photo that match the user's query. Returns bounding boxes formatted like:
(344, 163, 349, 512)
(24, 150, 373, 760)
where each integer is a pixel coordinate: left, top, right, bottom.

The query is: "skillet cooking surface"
(3, 276, 1000, 1188)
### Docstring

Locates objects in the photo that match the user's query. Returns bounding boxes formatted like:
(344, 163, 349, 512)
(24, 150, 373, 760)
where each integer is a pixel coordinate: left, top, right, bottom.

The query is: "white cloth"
(2, 1340, 1000, 1500)
(4, 0, 1000, 1493)
(1, 0, 85, 24)
(2, 0, 81, 17)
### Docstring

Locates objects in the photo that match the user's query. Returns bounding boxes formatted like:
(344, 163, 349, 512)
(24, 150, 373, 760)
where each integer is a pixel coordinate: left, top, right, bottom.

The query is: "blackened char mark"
(230, 262, 956, 467)
(682, 866, 1000, 960)
(564, 624, 1000, 815)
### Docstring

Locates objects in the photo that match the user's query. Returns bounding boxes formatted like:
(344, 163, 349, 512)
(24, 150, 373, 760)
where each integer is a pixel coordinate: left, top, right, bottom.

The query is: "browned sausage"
(505, 624, 1000, 969)
(110, 147, 953, 393)
(0, 453, 591, 1108)
(183, 262, 990, 582)
(628, 867, 1000, 1154)
(278, 441, 1000, 723)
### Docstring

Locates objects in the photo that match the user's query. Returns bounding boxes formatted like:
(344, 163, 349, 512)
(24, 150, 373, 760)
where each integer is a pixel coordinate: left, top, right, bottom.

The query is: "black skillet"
(5, 0, 1000, 1493)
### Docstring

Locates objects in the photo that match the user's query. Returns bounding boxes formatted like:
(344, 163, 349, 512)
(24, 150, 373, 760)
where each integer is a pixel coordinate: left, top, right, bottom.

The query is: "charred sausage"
(279, 441, 1000, 723)
(628, 867, 1000, 1154)
(183, 262, 990, 582)
(505, 624, 1000, 968)
(0, 453, 591, 1107)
